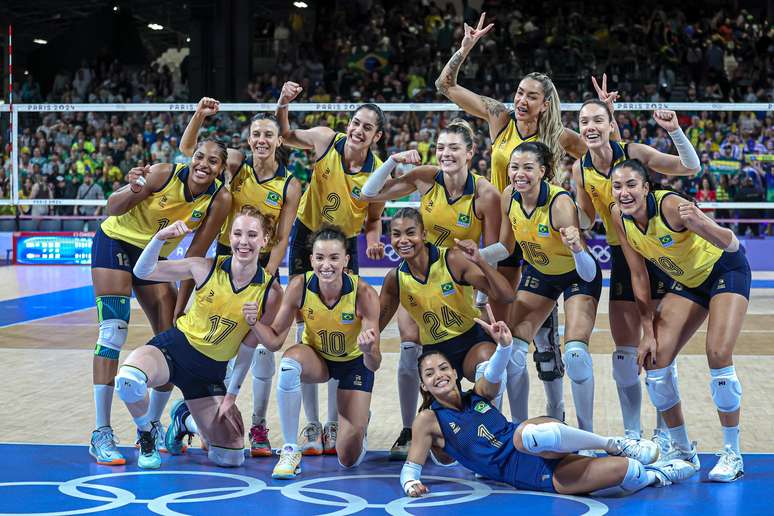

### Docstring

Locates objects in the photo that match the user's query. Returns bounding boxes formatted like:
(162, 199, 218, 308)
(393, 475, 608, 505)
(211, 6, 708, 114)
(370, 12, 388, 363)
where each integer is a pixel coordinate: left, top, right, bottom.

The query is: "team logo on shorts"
(353, 375, 362, 387)
(717, 279, 726, 289)
(659, 234, 674, 248)
(265, 191, 281, 207)
(191, 209, 203, 222)
(456, 213, 471, 228)
(341, 312, 355, 324)
(441, 282, 456, 296)
(538, 224, 550, 237)
(473, 401, 491, 414)
(351, 186, 362, 200)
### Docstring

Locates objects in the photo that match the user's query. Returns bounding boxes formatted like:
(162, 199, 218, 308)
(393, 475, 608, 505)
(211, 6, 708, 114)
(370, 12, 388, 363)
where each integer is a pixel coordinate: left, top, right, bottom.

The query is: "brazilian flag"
(441, 282, 455, 296)
(341, 312, 355, 324)
(348, 51, 389, 73)
(659, 235, 674, 248)
(457, 213, 471, 227)
(266, 191, 281, 207)
(191, 209, 203, 222)
(538, 223, 550, 236)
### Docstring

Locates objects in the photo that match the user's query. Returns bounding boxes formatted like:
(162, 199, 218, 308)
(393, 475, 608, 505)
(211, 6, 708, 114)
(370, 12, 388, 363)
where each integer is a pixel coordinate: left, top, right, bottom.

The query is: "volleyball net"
(1, 102, 772, 221)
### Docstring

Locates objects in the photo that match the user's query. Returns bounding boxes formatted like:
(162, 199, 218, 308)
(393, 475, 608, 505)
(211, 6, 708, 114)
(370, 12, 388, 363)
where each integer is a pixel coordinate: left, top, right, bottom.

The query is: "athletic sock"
(669, 424, 691, 451)
(722, 425, 741, 454)
(93, 384, 113, 429)
(146, 388, 172, 422)
(301, 383, 320, 425)
(327, 379, 339, 424)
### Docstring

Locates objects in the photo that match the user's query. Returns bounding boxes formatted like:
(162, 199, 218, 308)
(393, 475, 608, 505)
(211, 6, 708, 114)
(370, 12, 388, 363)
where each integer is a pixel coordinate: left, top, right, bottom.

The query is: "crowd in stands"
(0, 1, 771, 234)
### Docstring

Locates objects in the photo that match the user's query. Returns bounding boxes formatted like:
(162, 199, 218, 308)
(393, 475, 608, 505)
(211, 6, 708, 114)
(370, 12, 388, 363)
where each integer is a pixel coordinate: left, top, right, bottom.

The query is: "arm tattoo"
(481, 96, 507, 117)
(435, 49, 465, 94)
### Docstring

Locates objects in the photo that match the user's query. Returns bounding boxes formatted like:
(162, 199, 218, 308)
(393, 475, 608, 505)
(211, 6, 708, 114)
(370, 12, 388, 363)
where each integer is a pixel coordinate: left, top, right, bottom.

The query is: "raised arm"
(472, 304, 514, 401)
(612, 206, 657, 371)
(378, 269, 401, 331)
(276, 81, 336, 153)
(132, 220, 213, 284)
(355, 281, 382, 372)
(265, 177, 302, 276)
(106, 163, 173, 216)
(434, 13, 510, 135)
(180, 97, 243, 175)
(248, 274, 304, 351)
(627, 110, 701, 176)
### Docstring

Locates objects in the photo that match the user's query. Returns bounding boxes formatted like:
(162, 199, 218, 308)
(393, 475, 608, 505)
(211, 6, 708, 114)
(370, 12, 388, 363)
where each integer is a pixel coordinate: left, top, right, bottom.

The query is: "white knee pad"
(710, 367, 742, 413)
(251, 345, 276, 380)
(398, 342, 422, 374)
(97, 319, 128, 352)
(521, 422, 561, 453)
(645, 365, 681, 412)
(507, 338, 529, 379)
(563, 341, 593, 383)
(612, 347, 640, 388)
(208, 446, 245, 467)
(114, 366, 147, 403)
(278, 357, 302, 392)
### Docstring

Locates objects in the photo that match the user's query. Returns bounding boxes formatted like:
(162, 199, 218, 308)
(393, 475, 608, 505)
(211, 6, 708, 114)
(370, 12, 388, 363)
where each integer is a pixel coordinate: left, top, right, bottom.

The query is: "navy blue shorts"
(498, 244, 524, 268)
(148, 326, 228, 400)
(508, 451, 560, 493)
(426, 323, 495, 380)
(518, 262, 603, 302)
(667, 247, 751, 309)
(91, 227, 166, 286)
(289, 220, 359, 276)
(324, 355, 374, 393)
(609, 245, 668, 301)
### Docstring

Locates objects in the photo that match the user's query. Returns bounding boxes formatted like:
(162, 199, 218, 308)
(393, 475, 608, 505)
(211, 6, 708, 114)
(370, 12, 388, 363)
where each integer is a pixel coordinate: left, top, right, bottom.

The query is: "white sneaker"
(322, 422, 338, 456)
(646, 459, 697, 487)
(708, 445, 744, 482)
(272, 446, 302, 479)
(659, 441, 700, 471)
(611, 437, 660, 465)
(652, 431, 673, 456)
(577, 449, 597, 457)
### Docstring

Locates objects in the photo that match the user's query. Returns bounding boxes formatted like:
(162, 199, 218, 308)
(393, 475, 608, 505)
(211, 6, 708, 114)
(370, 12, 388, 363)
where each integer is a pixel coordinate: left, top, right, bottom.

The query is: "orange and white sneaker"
(323, 422, 338, 455)
(89, 426, 126, 466)
(250, 423, 272, 457)
(299, 422, 323, 456)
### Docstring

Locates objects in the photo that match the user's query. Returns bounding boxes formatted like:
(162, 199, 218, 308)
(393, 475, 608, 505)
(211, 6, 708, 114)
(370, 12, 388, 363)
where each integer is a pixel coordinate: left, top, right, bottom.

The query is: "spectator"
(76, 172, 104, 218)
(734, 176, 763, 236)
(695, 176, 718, 219)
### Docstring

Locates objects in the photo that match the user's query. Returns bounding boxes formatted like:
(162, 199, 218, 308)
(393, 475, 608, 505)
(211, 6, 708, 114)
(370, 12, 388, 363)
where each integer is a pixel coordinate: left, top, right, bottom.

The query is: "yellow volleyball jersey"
(420, 170, 484, 247)
(491, 113, 538, 193)
(176, 255, 274, 361)
(580, 141, 628, 246)
(218, 159, 292, 250)
(297, 133, 383, 237)
(508, 182, 575, 275)
(621, 191, 723, 287)
(398, 244, 479, 345)
(101, 164, 222, 256)
(300, 271, 363, 362)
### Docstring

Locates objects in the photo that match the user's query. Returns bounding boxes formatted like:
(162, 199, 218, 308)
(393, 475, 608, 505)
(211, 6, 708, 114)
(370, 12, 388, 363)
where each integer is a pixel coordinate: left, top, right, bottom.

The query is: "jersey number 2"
(321, 193, 341, 223)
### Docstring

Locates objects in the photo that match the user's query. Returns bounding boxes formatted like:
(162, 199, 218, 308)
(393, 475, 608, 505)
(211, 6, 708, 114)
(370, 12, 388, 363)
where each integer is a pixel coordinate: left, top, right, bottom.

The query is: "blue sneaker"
(165, 399, 194, 455)
(137, 427, 161, 469)
(89, 426, 126, 466)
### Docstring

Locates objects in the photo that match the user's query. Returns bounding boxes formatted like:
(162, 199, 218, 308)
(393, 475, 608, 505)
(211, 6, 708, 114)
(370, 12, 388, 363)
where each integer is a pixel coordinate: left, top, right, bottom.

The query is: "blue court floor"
(0, 444, 769, 515)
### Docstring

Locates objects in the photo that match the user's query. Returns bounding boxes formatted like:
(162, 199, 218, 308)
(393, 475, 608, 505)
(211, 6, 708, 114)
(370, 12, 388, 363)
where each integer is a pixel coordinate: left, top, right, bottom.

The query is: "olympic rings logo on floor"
(0, 471, 610, 516)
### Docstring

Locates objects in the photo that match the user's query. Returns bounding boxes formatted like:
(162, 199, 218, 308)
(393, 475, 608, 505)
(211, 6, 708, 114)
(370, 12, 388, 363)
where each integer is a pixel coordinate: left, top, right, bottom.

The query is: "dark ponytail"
(250, 113, 288, 165)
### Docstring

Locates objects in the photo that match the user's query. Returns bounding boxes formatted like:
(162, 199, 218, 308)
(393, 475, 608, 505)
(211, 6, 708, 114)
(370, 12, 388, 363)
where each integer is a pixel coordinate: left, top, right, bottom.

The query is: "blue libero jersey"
(431, 391, 518, 483)
(431, 391, 558, 492)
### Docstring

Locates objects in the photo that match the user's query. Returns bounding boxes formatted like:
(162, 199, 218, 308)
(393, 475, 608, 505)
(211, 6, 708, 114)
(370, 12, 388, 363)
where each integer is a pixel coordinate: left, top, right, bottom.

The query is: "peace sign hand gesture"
(461, 12, 494, 54)
(591, 74, 619, 113)
(474, 304, 512, 347)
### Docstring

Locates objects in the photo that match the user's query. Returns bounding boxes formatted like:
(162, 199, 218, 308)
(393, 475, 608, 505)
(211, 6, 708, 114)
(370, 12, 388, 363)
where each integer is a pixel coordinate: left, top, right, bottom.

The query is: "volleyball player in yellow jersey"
(435, 14, 617, 425)
(111, 207, 281, 469)
(611, 160, 750, 482)
(488, 142, 602, 433)
(360, 119, 502, 459)
(247, 227, 381, 479)
(379, 208, 516, 422)
(573, 100, 702, 447)
(88, 138, 230, 466)
(276, 81, 386, 455)
(179, 97, 302, 456)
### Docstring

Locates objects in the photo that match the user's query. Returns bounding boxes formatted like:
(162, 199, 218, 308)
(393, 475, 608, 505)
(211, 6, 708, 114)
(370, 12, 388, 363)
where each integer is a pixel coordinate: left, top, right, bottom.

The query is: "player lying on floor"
(400, 305, 697, 497)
